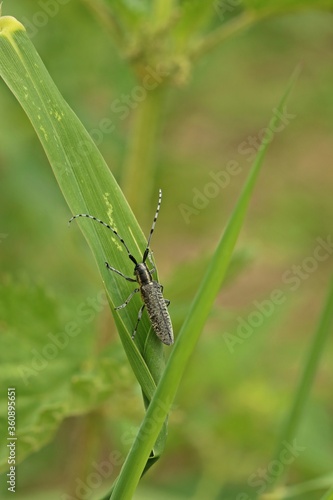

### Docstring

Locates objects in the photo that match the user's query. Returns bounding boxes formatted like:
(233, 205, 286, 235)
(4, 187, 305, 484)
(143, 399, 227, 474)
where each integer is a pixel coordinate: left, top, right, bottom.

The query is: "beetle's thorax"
(134, 263, 152, 286)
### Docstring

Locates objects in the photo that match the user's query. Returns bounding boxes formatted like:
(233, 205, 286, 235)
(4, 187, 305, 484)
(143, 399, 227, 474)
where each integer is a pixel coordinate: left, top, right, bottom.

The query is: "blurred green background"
(0, 1, 333, 499)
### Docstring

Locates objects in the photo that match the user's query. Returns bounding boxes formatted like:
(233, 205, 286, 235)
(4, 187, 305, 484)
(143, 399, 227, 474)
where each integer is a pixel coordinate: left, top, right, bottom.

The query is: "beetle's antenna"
(69, 213, 137, 265)
(143, 189, 162, 262)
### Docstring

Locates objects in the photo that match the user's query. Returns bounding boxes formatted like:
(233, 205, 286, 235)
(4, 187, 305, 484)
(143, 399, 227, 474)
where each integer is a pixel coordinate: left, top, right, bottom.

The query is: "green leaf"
(0, 278, 121, 471)
(0, 15, 167, 459)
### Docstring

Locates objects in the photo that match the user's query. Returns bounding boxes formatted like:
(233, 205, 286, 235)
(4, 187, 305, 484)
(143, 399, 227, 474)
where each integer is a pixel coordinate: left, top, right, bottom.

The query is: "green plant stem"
(151, 0, 176, 31)
(121, 86, 165, 223)
(270, 274, 333, 490)
(190, 11, 257, 60)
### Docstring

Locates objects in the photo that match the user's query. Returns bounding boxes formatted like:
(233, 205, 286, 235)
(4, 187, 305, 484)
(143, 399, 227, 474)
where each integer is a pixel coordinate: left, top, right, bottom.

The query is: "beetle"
(69, 189, 174, 345)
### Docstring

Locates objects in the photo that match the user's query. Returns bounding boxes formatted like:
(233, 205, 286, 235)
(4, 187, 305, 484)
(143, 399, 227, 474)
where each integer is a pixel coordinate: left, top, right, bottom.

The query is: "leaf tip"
(0, 16, 25, 38)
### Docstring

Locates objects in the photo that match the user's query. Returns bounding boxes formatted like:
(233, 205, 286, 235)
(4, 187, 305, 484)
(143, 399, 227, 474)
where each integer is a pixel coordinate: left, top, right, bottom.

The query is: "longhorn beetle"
(69, 189, 174, 345)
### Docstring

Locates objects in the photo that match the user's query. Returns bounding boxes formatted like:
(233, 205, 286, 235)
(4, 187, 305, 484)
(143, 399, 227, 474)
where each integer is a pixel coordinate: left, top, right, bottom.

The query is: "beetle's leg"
(115, 288, 140, 310)
(105, 261, 136, 282)
(132, 304, 145, 339)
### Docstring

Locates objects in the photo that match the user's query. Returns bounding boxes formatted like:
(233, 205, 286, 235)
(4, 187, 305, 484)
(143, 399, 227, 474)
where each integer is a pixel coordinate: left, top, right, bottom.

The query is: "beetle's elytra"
(69, 189, 174, 345)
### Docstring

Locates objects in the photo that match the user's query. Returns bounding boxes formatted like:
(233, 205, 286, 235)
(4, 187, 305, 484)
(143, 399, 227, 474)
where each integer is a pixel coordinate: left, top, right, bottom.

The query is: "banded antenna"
(68, 189, 163, 266)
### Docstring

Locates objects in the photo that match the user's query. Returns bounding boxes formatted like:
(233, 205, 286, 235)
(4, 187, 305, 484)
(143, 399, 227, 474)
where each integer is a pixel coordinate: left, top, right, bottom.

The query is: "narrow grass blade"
(110, 67, 300, 500)
(270, 274, 333, 489)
